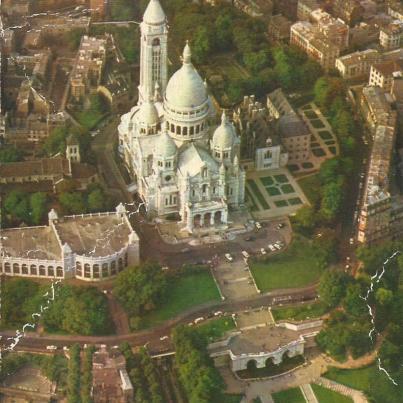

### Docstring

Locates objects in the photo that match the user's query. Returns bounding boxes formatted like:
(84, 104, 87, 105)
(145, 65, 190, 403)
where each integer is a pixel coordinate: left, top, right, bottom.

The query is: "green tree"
(318, 270, 350, 308)
(320, 181, 344, 221)
(293, 205, 316, 232)
(114, 262, 167, 318)
(192, 27, 212, 64)
(214, 13, 233, 50)
(87, 188, 105, 212)
(0, 146, 23, 163)
(30, 192, 47, 225)
(376, 288, 394, 307)
(343, 283, 368, 317)
(4, 190, 30, 224)
(59, 192, 86, 214)
(243, 50, 269, 74)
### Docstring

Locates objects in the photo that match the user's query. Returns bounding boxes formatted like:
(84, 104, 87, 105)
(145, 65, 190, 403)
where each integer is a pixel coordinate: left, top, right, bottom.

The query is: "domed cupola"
(143, 0, 166, 25)
(155, 131, 177, 171)
(164, 42, 210, 144)
(136, 98, 160, 135)
(211, 111, 238, 164)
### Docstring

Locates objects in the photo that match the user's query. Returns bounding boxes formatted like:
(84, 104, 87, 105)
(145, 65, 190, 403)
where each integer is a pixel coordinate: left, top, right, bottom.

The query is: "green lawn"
(250, 237, 324, 291)
(274, 200, 288, 208)
(310, 119, 326, 129)
(140, 272, 220, 328)
(246, 187, 259, 211)
(266, 186, 281, 196)
(312, 148, 326, 157)
(196, 316, 236, 342)
(272, 387, 305, 403)
(281, 184, 295, 194)
(247, 180, 270, 209)
(304, 110, 318, 119)
(324, 365, 376, 392)
(311, 384, 353, 403)
(260, 176, 274, 186)
(223, 394, 244, 403)
(274, 174, 289, 184)
(302, 162, 314, 169)
(318, 130, 333, 140)
(298, 174, 321, 206)
(288, 197, 302, 205)
(272, 301, 327, 321)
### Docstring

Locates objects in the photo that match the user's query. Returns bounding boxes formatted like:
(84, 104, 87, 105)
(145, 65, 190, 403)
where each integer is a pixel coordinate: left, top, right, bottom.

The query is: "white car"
(268, 244, 276, 252)
(274, 243, 282, 250)
(194, 317, 204, 324)
(160, 335, 169, 341)
(242, 251, 250, 259)
(214, 311, 223, 316)
(349, 238, 354, 245)
(255, 222, 262, 230)
(46, 345, 57, 351)
(260, 248, 266, 255)
(225, 253, 233, 262)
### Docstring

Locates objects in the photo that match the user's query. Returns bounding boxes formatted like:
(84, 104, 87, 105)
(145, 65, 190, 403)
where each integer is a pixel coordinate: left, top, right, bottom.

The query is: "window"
(56, 267, 63, 277)
(190, 126, 194, 135)
(84, 264, 91, 278)
(202, 168, 207, 177)
(111, 261, 117, 275)
(183, 127, 188, 135)
(224, 152, 229, 159)
(30, 265, 36, 275)
(39, 266, 46, 276)
(102, 263, 109, 277)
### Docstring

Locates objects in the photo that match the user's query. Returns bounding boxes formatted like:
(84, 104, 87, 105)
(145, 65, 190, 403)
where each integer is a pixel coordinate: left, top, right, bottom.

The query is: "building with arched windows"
(0, 204, 139, 281)
(118, 0, 246, 233)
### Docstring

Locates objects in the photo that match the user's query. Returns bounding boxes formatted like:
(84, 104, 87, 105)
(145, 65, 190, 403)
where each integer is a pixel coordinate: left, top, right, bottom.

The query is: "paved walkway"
(314, 377, 369, 403)
(300, 384, 319, 403)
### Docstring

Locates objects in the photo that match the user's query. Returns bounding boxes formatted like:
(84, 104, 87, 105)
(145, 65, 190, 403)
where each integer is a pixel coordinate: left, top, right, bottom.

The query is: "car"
(277, 223, 285, 229)
(46, 345, 57, 350)
(274, 243, 282, 250)
(63, 346, 69, 351)
(260, 248, 266, 255)
(244, 236, 255, 242)
(102, 289, 108, 294)
(225, 253, 233, 262)
(360, 173, 365, 178)
(255, 222, 262, 230)
(162, 266, 169, 270)
(345, 264, 351, 270)
(160, 335, 169, 341)
(242, 251, 250, 259)
(214, 311, 223, 316)
(194, 317, 204, 324)
(268, 244, 276, 252)
(349, 237, 354, 245)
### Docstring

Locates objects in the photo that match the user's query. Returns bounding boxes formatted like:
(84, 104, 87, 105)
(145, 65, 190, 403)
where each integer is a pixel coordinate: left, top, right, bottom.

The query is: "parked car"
(349, 237, 354, 245)
(225, 253, 233, 262)
(260, 248, 266, 255)
(268, 244, 276, 252)
(242, 251, 250, 259)
(274, 243, 282, 250)
(214, 311, 223, 316)
(46, 345, 57, 351)
(194, 317, 204, 324)
(277, 223, 285, 229)
(255, 222, 262, 230)
(160, 335, 169, 341)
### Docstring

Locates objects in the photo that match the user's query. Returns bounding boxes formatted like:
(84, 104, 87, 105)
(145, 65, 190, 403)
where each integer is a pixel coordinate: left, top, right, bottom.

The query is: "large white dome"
(143, 0, 166, 25)
(212, 111, 237, 149)
(137, 100, 159, 125)
(165, 43, 208, 109)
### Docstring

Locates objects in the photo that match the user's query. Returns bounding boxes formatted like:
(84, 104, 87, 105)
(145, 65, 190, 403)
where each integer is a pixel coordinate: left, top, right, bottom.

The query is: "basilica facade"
(118, 0, 245, 232)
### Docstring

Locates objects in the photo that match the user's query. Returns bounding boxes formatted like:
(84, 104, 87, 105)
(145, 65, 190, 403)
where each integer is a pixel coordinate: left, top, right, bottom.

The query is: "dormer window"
(202, 168, 207, 178)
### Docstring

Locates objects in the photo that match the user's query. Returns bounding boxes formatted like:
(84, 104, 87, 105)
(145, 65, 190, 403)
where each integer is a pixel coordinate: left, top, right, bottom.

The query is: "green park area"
(250, 237, 325, 291)
(311, 384, 353, 403)
(272, 301, 327, 322)
(298, 174, 321, 206)
(139, 271, 220, 329)
(324, 366, 375, 394)
(196, 316, 236, 342)
(272, 387, 305, 403)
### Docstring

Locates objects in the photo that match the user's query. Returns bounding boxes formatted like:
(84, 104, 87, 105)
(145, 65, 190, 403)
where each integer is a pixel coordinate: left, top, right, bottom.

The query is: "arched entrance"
(194, 214, 201, 228)
(246, 359, 257, 371)
(204, 212, 212, 227)
(214, 211, 222, 225)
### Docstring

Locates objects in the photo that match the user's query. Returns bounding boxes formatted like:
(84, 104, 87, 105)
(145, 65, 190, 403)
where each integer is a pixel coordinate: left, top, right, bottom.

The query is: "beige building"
(70, 36, 106, 100)
(388, 1, 403, 21)
(369, 59, 403, 91)
(379, 21, 403, 50)
(335, 49, 380, 80)
(291, 21, 340, 71)
(0, 204, 140, 281)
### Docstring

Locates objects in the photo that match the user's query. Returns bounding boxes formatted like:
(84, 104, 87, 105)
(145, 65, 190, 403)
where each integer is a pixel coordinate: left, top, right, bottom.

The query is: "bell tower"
(138, 0, 168, 104)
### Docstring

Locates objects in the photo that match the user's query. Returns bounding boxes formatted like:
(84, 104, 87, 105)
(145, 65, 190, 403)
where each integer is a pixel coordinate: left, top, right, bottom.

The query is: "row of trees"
(172, 325, 224, 403)
(81, 346, 96, 403)
(3, 191, 47, 226)
(0, 146, 24, 163)
(120, 343, 164, 403)
(2, 278, 112, 335)
(67, 344, 81, 403)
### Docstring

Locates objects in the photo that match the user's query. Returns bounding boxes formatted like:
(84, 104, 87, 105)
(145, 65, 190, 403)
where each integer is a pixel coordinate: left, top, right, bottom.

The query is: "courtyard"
(245, 168, 309, 220)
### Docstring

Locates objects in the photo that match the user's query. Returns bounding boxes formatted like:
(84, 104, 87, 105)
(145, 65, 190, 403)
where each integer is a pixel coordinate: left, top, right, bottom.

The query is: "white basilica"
(118, 0, 245, 233)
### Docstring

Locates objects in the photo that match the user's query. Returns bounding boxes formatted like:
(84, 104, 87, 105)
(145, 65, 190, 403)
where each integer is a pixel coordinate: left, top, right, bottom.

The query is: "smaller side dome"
(137, 100, 159, 126)
(212, 111, 237, 149)
(157, 132, 177, 158)
(143, 0, 166, 25)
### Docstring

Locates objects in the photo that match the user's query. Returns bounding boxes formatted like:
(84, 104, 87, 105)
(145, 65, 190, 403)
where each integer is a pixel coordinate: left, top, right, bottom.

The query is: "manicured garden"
(251, 237, 325, 291)
(311, 384, 353, 403)
(196, 316, 236, 342)
(298, 174, 321, 205)
(247, 179, 270, 209)
(272, 387, 305, 403)
(140, 271, 220, 328)
(272, 301, 327, 321)
(323, 365, 376, 393)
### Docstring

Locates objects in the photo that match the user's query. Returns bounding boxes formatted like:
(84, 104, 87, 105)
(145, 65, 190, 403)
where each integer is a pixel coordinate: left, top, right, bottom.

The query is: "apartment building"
(297, 0, 319, 21)
(379, 21, 403, 50)
(369, 59, 403, 91)
(335, 49, 380, 80)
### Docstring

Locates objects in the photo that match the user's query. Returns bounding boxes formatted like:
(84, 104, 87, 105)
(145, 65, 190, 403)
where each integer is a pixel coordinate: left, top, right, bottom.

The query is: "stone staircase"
(300, 384, 319, 403)
(314, 377, 369, 403)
